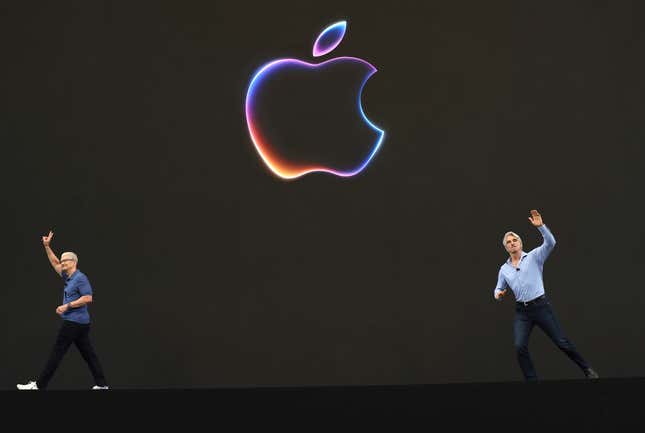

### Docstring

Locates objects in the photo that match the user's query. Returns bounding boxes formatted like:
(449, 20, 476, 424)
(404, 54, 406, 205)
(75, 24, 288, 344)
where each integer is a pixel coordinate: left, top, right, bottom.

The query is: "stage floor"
(2, 377, 643, 428)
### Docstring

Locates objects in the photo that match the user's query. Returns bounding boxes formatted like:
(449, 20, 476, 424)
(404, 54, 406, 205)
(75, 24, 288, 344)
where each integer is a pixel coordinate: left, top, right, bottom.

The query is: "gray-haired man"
(17, 230, 109, 390)
(494, 210, 598, 381)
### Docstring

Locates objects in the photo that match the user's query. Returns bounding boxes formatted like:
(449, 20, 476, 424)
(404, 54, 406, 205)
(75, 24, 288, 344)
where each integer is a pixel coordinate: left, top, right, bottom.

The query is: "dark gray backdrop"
(4, 0, 644, 388)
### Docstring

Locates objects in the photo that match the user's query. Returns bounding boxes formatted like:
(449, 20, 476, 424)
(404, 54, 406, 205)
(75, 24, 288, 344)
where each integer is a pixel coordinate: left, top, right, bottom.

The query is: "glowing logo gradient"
(245, 20, 385, 180)
(313, 21, 347, 57)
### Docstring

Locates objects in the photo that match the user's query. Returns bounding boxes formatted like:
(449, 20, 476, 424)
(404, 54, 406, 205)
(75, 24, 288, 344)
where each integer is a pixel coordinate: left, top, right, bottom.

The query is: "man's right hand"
(495, 289, 507, 300)
(42, 230, 62, 276)
(42, 230, 53, 247)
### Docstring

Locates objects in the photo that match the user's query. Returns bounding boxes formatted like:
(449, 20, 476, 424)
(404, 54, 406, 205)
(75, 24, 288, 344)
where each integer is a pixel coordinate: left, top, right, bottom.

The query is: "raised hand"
(42, 230, 54, 247)
(528, 210, 543, 227)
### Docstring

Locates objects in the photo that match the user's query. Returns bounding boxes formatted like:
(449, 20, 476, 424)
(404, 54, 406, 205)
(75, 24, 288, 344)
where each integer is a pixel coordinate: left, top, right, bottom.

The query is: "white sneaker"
(17, 381, 38, 390)
(92, 385, 109, 390)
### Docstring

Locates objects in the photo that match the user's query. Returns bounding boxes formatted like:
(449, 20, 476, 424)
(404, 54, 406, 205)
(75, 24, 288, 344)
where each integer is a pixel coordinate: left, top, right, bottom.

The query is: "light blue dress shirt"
(494, 225, 556, 303)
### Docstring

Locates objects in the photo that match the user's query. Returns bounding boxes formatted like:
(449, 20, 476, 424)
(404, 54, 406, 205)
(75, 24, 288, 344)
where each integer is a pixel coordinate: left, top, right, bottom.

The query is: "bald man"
(17, 231, 109, 390)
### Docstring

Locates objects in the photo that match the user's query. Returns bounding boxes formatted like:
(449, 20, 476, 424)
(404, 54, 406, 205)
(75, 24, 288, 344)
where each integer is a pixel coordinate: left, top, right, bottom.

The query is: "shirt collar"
(63, 270, 80, 281)
(506, 251, 528, 265)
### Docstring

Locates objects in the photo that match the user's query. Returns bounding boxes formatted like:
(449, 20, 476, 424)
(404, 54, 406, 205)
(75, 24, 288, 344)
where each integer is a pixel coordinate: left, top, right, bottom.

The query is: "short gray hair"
(502, 231, 522, 247)
(61, 251, 78, 263)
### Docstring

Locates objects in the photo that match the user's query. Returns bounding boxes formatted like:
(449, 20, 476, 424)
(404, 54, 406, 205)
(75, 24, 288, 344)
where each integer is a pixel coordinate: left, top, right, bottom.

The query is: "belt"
(516, 294, 546, 307)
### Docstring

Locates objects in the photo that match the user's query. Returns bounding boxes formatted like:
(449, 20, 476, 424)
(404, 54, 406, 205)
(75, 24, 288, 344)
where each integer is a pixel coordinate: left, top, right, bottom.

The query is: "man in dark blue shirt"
(494, 210, 599, 381)
(17, 230, 109, 390)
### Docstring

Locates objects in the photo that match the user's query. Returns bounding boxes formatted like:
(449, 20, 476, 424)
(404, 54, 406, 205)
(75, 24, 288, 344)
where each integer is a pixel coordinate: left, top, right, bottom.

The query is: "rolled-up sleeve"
(533, 225, 556, 264)
(493, 268, 507, 300)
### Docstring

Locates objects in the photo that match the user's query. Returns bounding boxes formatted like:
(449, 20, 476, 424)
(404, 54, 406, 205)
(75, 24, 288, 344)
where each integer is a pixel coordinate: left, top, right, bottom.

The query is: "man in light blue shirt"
(494, 210, 598, 381)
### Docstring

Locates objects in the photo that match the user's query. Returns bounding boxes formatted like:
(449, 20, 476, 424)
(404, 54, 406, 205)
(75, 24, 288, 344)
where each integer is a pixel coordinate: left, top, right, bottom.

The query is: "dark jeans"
(36, 320, 108, 389)
(514, 296, 589, 381)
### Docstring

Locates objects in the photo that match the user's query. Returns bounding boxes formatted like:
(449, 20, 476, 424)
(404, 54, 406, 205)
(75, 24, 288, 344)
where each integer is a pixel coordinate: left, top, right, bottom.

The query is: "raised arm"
(42, 230, 63, 276)
(528, 210, 556, 263)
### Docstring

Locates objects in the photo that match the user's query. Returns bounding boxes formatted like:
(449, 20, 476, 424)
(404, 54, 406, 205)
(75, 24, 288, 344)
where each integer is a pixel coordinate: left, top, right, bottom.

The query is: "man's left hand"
(528, 209, 543, 227)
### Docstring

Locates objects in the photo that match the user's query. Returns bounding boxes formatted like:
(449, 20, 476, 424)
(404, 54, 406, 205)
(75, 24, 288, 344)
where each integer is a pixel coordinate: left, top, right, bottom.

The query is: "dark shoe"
(584, 368, 599, 379)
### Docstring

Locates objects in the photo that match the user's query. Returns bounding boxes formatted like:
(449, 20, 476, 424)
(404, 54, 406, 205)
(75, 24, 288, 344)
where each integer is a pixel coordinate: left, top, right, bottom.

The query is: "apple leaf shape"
(312, 21, 347, 57)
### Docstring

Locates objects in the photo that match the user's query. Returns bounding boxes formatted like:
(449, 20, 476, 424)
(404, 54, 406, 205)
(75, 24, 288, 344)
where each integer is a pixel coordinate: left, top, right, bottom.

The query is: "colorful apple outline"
(245, 20, 385, 179)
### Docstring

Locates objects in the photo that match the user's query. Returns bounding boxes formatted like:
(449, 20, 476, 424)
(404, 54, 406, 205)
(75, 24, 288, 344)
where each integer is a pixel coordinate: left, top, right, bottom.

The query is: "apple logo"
(245, 20, 385, 179)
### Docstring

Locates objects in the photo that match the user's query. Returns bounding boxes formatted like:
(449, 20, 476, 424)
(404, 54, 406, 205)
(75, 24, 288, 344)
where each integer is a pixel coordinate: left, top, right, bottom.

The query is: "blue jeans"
(514, 296, 590, 381)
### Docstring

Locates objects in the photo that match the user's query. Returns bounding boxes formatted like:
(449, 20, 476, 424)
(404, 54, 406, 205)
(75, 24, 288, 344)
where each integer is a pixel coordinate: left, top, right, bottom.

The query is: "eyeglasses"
(60, 259, 74, 263)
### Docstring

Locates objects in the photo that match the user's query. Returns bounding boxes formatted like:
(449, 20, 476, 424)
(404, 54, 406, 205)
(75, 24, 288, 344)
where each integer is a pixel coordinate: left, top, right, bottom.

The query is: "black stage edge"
(3, 378, 643, 429)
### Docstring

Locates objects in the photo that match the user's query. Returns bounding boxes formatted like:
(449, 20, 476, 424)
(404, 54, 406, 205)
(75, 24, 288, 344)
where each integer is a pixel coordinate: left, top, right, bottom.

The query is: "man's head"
(502, 231, 522, 255)
(60, 251, 78, 274)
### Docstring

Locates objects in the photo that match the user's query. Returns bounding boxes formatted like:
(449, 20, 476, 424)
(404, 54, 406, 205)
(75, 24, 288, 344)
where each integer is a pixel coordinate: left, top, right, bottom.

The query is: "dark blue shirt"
(61, 270, 92, 324)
